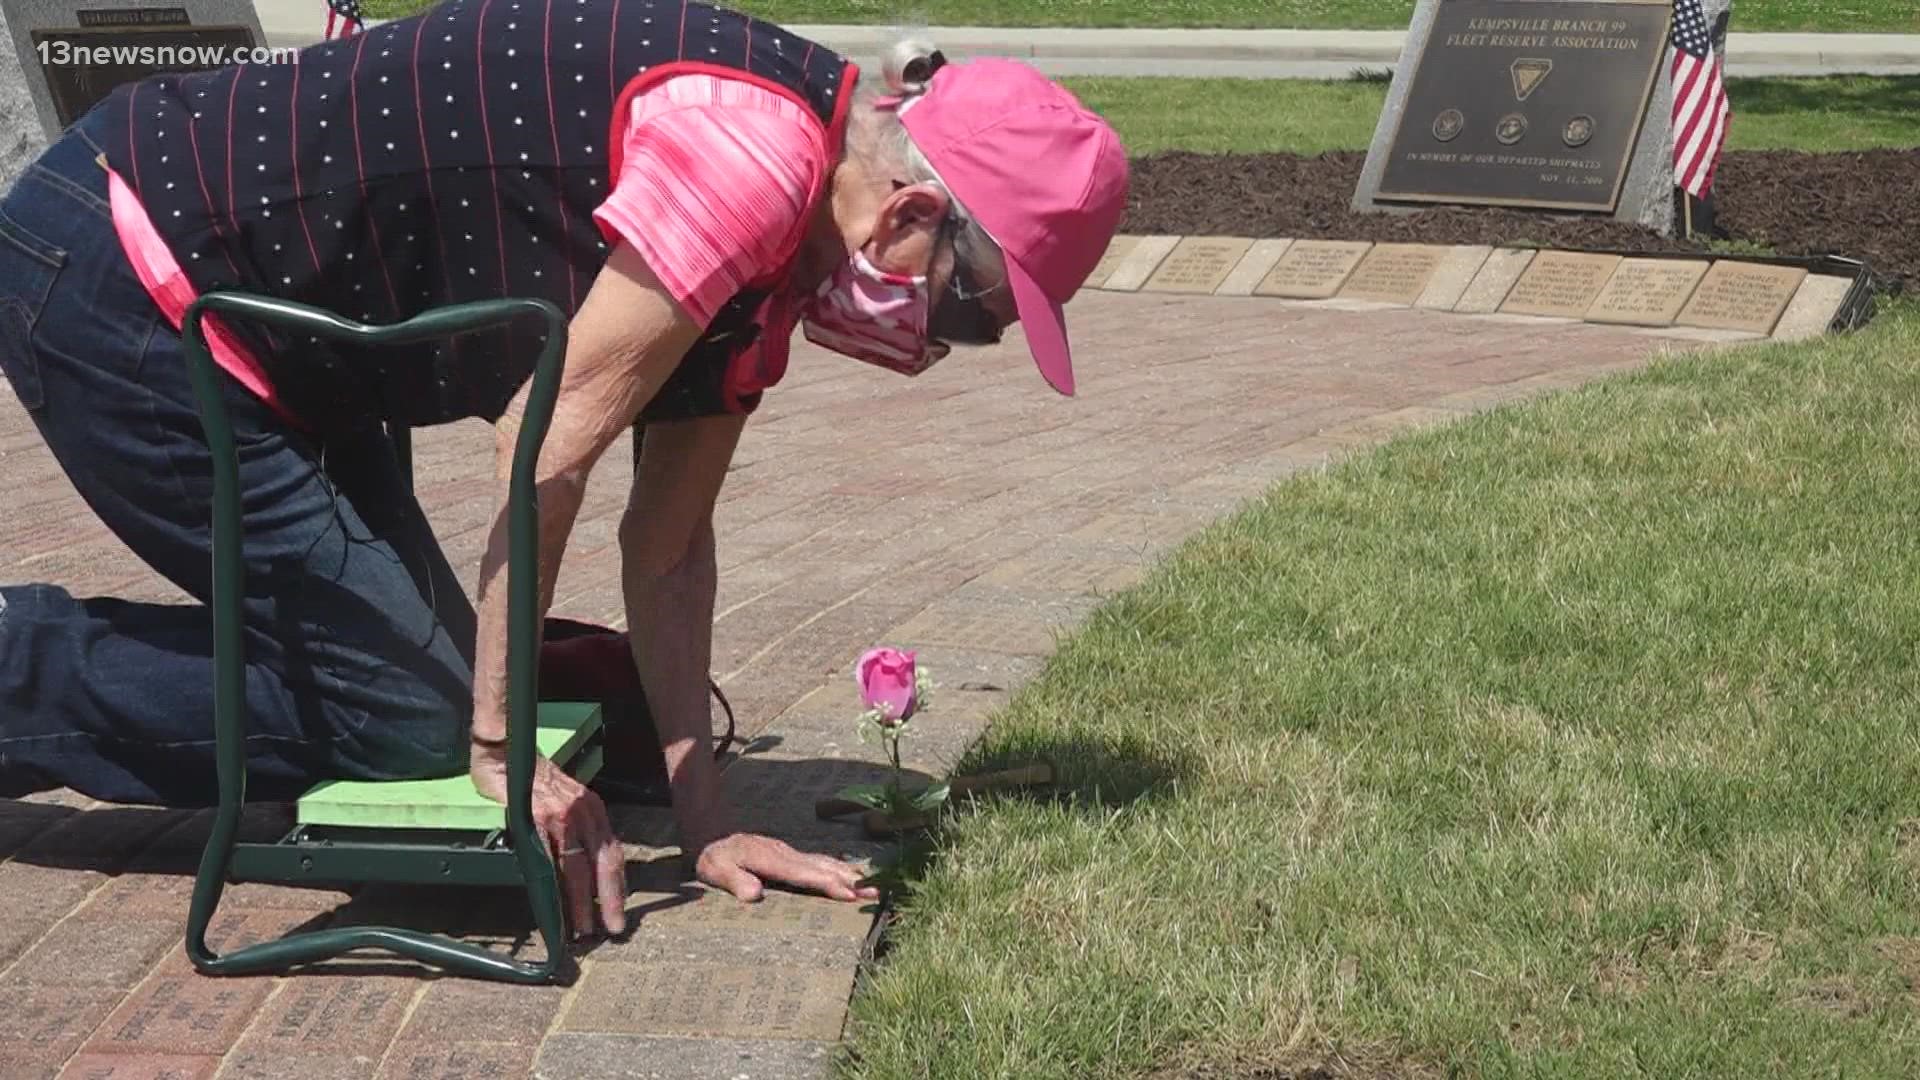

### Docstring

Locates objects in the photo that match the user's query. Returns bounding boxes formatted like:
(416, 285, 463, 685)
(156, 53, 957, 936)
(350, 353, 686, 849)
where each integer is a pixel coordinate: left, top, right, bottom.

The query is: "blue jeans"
(0, 117, 474, 806)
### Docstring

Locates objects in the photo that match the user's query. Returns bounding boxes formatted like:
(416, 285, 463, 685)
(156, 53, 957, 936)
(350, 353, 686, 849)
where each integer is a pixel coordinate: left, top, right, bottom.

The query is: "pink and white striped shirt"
(106, 72, 825, 421)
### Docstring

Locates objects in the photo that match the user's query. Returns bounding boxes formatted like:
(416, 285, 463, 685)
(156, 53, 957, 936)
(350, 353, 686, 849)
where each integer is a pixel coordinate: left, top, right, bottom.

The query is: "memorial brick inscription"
(1499, 251, 1623, 317)
(1340, 244, 1449, 305)
(1584, 257, 1711, 325)
(1676, 261, 1810, 334)
(1375, 0, 1673, 212)
(1144, 237, 1254, 294)
(1256, 240, 1374, 299)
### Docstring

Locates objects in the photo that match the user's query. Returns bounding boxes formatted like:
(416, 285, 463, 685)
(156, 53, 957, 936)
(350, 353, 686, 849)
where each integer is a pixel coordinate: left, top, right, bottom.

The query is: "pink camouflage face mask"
(799, 249, 950, 376)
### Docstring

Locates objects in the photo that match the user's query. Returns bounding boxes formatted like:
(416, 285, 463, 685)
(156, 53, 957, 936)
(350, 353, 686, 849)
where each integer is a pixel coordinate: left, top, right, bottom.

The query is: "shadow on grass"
(958, 726, 1194, 809)
(1727, 75, 1920, 125)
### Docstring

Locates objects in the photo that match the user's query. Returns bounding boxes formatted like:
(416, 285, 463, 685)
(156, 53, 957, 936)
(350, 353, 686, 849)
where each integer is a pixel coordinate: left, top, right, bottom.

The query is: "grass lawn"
(839, 301, 1920, 1078)
(364, 0, 1919, 32)
(1064, 74, 1920, 155)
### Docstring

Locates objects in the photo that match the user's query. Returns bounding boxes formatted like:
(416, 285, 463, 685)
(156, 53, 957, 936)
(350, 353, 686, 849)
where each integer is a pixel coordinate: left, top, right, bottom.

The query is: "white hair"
(850, 36, 1004, 287)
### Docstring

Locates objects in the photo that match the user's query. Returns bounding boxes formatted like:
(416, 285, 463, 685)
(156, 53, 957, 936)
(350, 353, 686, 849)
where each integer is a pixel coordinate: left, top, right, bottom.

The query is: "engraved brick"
(557, 964, 855, 1041)
(391, 981, 569, 1049)
(1414, 245, 1495, 310)
(12, 909, 180, 989)
(83, 973, 274, 1057)
(1098, 235, 1180, 292)
(627, 884, 874, 940)
(1499, 251, 1624, 318)
(0, 987, 124, 1079)
(1676, 260, 1809, 334)
(1453, 248, 1536, 313)
(1141, 237, 1254, 295)
(597, 926, 864, 970)
(153, 909, 335, 978)
(55, 1053, 219, 1080)
(883, 606, 1063, 657)
(1254, 240, 1373, 299)
(1215, 239, 1294, 296)
(373, 1043, 534, 1080)
(1771, 273, 1854, 341)
(230, 977, 418, 1061)
(533, 1034, 833, 1080)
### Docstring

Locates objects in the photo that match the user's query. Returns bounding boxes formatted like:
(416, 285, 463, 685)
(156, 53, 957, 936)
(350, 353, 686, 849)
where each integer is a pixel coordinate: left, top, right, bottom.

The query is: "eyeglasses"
(929, 216, 1005, 347)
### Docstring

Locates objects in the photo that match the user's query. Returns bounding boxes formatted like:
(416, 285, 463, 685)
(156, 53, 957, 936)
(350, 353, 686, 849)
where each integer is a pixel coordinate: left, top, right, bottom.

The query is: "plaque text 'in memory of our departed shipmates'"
(1376, 0, 1674, 213)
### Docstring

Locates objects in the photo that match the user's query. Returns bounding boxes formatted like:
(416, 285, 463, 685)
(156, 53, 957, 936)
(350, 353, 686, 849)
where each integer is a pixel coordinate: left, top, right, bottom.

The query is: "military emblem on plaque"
(1367, 0, 1677, 216)
(1510, 58, 1553, 102)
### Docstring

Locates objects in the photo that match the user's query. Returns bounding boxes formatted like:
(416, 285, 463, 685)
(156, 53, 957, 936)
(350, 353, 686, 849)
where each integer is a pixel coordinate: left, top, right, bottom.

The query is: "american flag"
(1670, 0, 1730, 197)
(324, 0, 365, 40)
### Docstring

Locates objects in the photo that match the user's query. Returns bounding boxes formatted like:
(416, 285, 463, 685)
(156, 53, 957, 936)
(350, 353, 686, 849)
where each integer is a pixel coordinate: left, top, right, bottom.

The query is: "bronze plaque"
(1254, 240, 1375, 299)
(1584, 257, 1711, 325)
(1376, 0, 1673, 212)
(1339, 244, 1450, 305)
(1675, 261, 1810, 334)
(30, 20, 260, 129)
(1143, 237, 1254, 294)
(1498, 251, 1623, 317)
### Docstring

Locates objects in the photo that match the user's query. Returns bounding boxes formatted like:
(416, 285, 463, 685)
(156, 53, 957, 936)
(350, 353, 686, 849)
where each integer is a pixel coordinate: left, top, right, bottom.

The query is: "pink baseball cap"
(891, 57, 1129, 396)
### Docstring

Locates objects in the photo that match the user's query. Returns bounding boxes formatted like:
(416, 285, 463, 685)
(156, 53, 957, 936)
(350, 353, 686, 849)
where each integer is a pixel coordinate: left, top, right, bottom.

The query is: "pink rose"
(856, 647, 918, 725)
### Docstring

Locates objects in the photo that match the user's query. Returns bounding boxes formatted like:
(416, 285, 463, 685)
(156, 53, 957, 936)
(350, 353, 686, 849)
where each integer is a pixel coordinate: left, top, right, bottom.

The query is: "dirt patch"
(1121, 149, 1920, 288)
(1873, 936, 1920, 999)
(1149, 1053, 1441, 1080)
(1792, 976, 1877, 1018)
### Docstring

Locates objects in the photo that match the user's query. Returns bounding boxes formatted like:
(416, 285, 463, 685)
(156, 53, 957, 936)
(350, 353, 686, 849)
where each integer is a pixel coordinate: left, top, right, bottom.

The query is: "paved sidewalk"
(253, 2, 1920, 78)
(0, 291, 1700, 1078)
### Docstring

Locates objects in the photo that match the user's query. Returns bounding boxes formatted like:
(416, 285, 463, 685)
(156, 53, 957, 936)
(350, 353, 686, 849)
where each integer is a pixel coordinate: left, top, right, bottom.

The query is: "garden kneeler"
(178, 292, 593, 985)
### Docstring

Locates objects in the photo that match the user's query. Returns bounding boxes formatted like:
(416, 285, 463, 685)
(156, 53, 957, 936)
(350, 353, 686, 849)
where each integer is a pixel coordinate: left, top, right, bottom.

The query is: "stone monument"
(1353, 0, 1732, 236)
(1, 0, 267, 191)
(0, 6, 45, 194)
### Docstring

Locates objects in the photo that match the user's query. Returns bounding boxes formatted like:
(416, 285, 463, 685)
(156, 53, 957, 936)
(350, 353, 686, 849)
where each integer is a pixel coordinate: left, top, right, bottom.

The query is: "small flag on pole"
(325, 0, 365, 40)
(1670, 0, 1730, 198)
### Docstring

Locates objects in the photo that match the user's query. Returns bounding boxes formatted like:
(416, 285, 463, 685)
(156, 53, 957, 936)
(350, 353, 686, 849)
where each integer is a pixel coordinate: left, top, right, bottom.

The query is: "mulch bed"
(1120, 149, 1920, 289)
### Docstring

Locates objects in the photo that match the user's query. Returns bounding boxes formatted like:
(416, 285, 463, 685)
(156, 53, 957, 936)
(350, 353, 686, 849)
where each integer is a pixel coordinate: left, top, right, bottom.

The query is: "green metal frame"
(178, 292, 575, 983)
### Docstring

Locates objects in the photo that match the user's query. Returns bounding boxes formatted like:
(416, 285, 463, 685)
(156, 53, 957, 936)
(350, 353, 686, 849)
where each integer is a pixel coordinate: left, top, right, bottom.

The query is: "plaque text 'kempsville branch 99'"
(1376, 0, 1674, 212)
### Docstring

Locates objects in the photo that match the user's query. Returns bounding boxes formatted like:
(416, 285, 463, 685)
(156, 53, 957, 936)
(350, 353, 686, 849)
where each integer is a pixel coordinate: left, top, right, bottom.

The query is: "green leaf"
(835, 784, 893, 810)
(912, 783, 951, 813)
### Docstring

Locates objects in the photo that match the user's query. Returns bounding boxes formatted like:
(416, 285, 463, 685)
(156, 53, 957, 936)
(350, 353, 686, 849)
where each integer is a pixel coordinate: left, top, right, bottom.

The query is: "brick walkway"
(0, 292, 1683, 1078)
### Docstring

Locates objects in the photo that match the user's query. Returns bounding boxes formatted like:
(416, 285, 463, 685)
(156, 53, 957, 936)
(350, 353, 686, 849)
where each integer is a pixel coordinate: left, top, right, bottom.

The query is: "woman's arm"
(622, 418, 879, 903)
(468, 241, 707, 937)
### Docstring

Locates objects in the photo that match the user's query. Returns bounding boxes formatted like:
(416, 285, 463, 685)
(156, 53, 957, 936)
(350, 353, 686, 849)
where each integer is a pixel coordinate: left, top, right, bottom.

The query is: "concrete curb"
(256, 8, 1920, 78)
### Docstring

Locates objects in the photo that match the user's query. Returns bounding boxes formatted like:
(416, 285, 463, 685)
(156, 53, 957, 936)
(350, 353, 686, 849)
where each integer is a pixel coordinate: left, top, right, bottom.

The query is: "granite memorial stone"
(0, 6, 43, 193)
(4, 0, 268, 145)
(1354, 0, 1732, 236)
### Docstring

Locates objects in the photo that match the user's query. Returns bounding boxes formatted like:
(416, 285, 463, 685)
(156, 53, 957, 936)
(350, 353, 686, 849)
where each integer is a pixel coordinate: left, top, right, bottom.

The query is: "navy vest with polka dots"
(93, 0, 856, 431)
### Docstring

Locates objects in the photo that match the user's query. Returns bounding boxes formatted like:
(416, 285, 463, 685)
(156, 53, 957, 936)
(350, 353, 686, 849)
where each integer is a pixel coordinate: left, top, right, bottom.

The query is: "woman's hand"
(470, 743, 628, 937)
(690, 832, 881, 903)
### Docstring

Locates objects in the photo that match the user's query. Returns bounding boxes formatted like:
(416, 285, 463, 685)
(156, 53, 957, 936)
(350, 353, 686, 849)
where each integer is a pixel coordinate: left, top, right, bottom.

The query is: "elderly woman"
(0, 1, 1127, 934)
